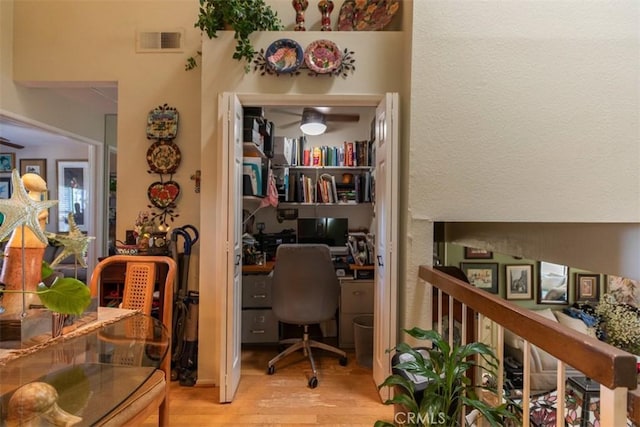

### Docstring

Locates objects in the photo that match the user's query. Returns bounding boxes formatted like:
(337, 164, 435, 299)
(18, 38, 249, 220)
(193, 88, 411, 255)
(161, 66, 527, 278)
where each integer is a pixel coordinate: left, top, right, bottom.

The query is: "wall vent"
(136, 30, 183, 52)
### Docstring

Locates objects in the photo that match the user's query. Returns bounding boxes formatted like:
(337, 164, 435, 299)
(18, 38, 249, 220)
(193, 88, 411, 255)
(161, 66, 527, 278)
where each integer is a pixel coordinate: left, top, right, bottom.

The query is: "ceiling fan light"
(300, 109, 327, 135)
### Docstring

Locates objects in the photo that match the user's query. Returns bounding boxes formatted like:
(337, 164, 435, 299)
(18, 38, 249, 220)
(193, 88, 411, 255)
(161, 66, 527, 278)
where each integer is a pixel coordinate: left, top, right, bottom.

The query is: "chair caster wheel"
(308, 376, 318, 388)
(339, 357, 348, 366)
(267, 365, 275, 375)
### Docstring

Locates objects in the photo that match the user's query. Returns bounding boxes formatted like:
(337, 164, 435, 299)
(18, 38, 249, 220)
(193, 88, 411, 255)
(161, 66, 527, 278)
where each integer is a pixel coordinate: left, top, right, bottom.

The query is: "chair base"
(267, 325, 347, 388)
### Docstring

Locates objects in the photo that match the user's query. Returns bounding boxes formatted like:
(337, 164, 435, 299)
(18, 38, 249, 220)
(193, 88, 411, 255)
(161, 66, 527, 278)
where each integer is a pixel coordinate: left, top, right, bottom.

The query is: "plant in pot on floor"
(187, 0, 283, 72)
(375, 327, 519, 427)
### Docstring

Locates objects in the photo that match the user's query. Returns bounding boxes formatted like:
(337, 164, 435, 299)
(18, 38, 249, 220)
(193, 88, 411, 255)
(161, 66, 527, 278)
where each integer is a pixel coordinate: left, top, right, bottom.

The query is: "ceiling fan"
(272, 107, 360, 135)
(0, 137, 25, 150)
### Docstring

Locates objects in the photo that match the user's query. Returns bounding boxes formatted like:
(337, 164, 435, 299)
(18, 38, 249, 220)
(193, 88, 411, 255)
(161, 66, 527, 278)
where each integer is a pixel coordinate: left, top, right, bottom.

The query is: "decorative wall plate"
(265, 39, 304, 74)
(147, 181, 180, 208)
(338, 0, 400, 31)
(304, 40, 343, 74)
(146, 104, 178, 140)
(146, 140, 181, 174)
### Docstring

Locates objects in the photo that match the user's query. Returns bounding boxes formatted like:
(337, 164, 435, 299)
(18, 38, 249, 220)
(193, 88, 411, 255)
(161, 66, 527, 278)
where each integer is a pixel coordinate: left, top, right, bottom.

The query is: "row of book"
(277, 169, 374, 204)
(277, 136, 374, 167)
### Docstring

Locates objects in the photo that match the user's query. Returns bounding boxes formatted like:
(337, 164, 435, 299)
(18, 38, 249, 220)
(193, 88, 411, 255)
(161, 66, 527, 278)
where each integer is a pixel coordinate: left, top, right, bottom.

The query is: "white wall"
(411, 1, 639, 222)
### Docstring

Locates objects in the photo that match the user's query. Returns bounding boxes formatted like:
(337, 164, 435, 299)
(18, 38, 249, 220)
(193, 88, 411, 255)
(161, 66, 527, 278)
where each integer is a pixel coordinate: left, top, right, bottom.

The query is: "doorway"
(213, 93, 399, 403)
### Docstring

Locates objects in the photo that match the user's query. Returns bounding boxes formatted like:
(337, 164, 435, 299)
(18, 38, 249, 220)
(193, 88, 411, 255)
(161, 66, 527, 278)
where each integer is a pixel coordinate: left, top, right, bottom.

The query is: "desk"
(0, 308, 169, 426)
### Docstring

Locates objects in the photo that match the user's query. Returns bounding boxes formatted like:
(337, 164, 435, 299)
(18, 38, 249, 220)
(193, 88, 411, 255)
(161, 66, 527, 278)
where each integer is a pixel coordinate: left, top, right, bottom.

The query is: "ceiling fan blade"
(325, 113, 360, 122)
(0, 137, 24, 150)
(270, 108, 302, 118)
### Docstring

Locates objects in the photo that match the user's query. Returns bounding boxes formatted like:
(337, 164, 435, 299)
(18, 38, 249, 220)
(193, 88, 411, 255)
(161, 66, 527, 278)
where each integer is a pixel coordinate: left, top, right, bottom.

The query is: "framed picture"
(538, 261, 568, 304)
(56, 160, 89, 232)
(605, 275, 640, 307)
(506, 264, 533, 300)
(464, 247, 493, 259)
(20, 158, 47, 178)
(0, 176, 11, 199)
(460, 262, 499, 294)
(0, 153, 16, 172)
(575, 273, 600, 303)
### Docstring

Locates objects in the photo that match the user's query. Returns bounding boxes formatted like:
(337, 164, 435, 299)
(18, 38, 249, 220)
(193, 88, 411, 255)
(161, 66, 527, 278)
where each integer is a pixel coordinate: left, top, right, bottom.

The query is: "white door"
(373, 93, 399, 401)
(220, 93, 244, 402)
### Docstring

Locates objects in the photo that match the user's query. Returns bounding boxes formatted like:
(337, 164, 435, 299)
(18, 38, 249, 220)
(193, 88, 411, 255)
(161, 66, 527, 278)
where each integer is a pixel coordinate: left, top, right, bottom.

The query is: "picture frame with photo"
(57, 160, 89, 232)
(0, 153, 16, 172)
(605, 275, 640, 307)
(19, 158, 47, 178)
(505, 264, 533, 300)
(0, 176, 11, 199)
(575, 273, 600, 303)
(460, 262, 499, 294)
(464, 247, 493, 259)
(538, 261, 568, 304)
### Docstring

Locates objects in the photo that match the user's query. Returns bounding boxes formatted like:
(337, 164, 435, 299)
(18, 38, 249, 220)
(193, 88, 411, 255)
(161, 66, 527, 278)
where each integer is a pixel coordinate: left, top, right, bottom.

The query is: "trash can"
(353, 314, 374, 368)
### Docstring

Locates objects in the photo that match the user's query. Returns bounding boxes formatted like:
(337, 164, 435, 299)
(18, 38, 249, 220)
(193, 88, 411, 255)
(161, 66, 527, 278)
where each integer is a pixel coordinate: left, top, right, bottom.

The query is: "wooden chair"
(89, 255, 177, 426)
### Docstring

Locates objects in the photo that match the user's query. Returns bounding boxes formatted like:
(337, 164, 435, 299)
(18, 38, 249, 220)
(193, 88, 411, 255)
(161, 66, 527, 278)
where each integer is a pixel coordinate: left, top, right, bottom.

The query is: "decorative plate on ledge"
(265, 39, 304, 74)
(304, 40, 343, 74)
(338, 0, 400, 31)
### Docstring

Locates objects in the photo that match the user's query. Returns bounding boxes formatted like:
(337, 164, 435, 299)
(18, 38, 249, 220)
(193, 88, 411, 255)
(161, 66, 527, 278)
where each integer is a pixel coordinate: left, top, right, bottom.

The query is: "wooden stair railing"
(419, 265, 637, 427)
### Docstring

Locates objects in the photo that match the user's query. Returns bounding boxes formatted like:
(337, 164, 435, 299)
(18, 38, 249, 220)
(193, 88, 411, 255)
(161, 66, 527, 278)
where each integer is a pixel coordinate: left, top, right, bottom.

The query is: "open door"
(219, 93, 244, 402)
(373, 93, 399, 401)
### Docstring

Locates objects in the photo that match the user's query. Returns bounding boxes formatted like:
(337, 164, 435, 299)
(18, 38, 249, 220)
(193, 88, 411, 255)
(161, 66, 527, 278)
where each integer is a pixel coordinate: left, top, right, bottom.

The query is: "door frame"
(218, 92, 398, 402)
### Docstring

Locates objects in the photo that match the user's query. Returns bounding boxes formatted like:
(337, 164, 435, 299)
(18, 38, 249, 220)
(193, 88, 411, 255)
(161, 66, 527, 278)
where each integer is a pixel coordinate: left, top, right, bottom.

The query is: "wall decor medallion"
(146, 140, 181, 175)
(146, 104, 178, 140)
(265, 39, 304, 74)
(147, 180, 180, 225)
(253, 39, 355, 77)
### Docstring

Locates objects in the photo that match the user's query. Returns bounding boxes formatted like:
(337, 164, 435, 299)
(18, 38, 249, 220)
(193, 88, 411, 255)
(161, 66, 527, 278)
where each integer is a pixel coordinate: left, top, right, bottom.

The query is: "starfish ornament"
(0, 169, 58, 245)
(47, 212, 95, 269)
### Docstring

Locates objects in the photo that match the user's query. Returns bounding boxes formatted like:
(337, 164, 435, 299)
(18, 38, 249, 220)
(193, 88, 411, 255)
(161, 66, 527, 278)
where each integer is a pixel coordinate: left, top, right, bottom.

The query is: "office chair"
(89, 255, 176, 426)
(267, 244, 347, 388)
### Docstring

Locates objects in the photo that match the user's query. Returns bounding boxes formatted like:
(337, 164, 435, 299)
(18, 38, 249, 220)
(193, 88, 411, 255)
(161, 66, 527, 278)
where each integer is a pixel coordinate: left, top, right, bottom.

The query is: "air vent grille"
(136, 30, 183, 52)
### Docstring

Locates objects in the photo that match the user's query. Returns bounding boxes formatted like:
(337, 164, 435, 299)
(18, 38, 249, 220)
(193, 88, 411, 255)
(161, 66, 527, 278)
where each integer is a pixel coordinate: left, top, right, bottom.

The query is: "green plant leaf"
(37, 278, 91, 315)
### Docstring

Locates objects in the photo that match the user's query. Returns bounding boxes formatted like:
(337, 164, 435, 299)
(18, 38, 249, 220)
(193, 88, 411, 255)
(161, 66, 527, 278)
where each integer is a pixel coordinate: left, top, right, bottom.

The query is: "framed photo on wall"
(57, 160, 89, 232)
(538, 261, 568, 304)
(0, 177, 11, 199)
(464, 247, 493, 259)
(0, 153, 16, 172)
(506, 264, 533, 300)
(575, 273, 600, 303)
(20, 158, 47, 178)
(460, 262, 499, 294)
(605, 275, 640, 307)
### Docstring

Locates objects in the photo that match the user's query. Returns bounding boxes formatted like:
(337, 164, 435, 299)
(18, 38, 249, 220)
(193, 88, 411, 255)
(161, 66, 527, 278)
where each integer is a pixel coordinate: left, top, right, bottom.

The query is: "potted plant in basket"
(187, 0, 283, 72)
(375, 327, 519, 427)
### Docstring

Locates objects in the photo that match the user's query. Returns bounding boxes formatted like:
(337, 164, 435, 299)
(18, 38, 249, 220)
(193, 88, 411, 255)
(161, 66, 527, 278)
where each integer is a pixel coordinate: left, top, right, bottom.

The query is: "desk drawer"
(242, 309, 279, 343)
(242, 274, 272, 308)
(340, 280, 374, 314)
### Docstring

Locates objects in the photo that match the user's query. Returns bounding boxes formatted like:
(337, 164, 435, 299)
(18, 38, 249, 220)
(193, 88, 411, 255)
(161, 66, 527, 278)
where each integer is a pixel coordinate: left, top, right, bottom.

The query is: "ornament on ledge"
(317, 0, 334, 31)
(292, 0, 309, 31)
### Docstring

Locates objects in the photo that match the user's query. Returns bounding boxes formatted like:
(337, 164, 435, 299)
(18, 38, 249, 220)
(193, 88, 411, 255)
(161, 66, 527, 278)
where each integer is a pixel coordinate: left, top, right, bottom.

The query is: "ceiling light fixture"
(299, 108, 327, 136)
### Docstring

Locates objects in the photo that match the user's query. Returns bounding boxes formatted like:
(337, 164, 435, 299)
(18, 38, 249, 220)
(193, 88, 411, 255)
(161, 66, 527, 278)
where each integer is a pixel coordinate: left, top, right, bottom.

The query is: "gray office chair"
(266, 244, 347, 388)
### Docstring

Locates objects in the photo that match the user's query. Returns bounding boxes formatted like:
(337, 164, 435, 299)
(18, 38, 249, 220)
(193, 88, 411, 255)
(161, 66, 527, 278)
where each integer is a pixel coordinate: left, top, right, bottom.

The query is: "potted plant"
(375, 327, 519, 427)
(187, 0, 283, 72)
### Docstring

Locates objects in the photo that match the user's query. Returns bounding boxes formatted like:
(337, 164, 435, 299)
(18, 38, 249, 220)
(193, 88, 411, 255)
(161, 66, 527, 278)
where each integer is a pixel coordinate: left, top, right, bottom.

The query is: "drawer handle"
(250, 329, 265, 334)
(252, 294, 267, 299)
(352, 291, 363, 296)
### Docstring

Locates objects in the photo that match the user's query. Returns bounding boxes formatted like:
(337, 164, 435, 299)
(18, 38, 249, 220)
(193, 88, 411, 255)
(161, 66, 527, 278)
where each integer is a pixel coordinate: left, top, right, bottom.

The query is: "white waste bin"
(353, 315, 374, 368)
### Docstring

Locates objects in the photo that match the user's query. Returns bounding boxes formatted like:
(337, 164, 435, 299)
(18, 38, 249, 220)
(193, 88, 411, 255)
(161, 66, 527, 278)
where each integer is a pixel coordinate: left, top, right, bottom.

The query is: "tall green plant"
(188, 0, 283, 72)
(375, 327, 518, 427)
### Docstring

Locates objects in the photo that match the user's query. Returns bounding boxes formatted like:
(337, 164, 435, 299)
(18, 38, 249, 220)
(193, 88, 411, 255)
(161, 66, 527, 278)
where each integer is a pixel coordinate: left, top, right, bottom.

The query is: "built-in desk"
(0, 308, 169, 426)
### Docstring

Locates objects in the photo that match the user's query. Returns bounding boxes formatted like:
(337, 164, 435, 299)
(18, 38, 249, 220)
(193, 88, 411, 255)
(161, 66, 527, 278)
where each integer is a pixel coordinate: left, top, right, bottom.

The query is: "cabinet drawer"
(242, 309, 279, 343)
(242, 274, 272, 308)
(340, 280, 374, 314)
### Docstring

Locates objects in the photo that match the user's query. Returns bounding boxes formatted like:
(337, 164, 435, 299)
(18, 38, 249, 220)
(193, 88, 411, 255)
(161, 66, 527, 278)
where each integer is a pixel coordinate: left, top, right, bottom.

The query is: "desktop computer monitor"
(297, 217, 348, 255)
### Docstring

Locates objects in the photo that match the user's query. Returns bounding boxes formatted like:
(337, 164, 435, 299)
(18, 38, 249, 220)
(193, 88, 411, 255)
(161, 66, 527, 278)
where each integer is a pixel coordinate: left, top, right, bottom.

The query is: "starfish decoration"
(47, 212, 95, 269)
(0, 169, 58, 245)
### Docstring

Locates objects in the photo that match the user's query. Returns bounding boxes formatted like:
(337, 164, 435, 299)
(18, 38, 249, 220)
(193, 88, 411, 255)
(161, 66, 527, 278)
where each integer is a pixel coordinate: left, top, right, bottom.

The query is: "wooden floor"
(142, 345, 394, 426)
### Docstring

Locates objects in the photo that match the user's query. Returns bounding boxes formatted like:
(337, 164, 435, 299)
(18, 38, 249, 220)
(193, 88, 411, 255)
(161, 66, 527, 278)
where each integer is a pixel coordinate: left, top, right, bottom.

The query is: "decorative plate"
(265, 39, 304, 74)
(304, 40, 343, 74)
(146, 104, 178, 140)
(146, 140, 181, 174)
(147, 180, 180, 208)
(338, 0, 400, 31)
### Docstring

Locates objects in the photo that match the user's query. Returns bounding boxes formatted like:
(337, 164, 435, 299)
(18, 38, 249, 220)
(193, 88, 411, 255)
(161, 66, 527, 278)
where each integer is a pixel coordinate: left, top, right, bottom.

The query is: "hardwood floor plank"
(141, 347, 394, 426)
